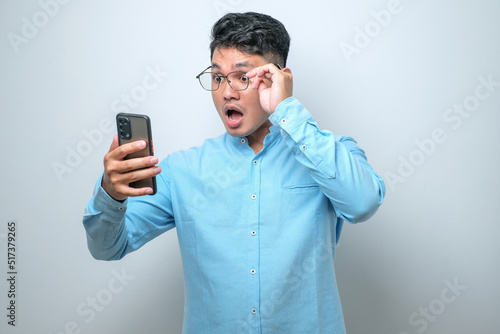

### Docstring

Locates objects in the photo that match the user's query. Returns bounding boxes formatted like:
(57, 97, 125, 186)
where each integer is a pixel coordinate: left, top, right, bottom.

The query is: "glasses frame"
(195, 63, 283, 92)
(196, 66, 250, 92)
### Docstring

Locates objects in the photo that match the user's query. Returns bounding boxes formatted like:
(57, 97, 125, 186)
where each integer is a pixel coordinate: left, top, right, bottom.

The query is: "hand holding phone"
(100, 113, 160, 201)
(116, 113, 157, 195)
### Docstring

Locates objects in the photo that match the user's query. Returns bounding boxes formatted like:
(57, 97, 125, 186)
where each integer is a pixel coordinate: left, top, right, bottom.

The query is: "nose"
(222, 78, 239, 100)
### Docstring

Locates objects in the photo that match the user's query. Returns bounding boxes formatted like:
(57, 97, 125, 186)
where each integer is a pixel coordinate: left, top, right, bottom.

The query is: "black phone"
(116, 113, 157, 195)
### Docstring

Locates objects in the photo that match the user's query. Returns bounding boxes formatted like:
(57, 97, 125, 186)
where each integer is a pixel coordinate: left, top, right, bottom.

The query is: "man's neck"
(247, 122, 272, 154)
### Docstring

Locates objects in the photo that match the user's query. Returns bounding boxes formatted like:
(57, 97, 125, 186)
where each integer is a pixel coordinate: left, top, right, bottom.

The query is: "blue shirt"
(83, 97, 385, 334)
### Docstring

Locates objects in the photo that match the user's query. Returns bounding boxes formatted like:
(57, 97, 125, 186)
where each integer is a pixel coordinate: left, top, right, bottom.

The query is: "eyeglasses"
(196, 66, 250, 91)
(196, 64, 283, 92)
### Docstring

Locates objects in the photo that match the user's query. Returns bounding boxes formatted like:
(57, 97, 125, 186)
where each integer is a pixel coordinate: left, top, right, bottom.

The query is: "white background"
(1, 0, 499, 333)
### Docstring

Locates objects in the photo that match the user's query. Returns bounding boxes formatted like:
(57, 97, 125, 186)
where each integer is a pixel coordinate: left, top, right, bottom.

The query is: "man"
(83, 12, 385, 333)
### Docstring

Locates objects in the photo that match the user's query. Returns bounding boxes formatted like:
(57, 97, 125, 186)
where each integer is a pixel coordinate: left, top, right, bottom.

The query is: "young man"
(83, 12, 385, 333)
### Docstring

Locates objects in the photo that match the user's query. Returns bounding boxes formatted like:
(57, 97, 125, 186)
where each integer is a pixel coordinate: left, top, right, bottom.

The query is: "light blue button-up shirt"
(83, 97, 385, 333)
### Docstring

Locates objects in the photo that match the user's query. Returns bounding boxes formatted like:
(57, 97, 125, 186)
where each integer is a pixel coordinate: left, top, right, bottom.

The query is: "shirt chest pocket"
(278, 183, 325, 219)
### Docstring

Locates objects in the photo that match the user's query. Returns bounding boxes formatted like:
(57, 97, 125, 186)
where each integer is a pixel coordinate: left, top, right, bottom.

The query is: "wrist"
(101, 175, 127, 202)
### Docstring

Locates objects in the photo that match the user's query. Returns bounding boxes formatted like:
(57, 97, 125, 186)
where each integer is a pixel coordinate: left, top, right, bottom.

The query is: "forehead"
(211, 47, 267, 71)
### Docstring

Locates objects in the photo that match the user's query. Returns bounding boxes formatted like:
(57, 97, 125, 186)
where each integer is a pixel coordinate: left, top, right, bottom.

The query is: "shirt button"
(251, 230, 257, 236)
(251, 308, 257, 315)
(281, 118, 287, 124)
(251, 194, 257, 200)
(301, 144, 307, 150)
(241, 138, 246, 143)
(250, 269, 256, 275)
(253, 160, 258, 165)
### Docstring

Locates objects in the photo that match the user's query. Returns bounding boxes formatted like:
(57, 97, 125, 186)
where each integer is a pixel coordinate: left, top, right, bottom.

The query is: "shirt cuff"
(89, 174, 129, 220)
(270, 96, 312, 131)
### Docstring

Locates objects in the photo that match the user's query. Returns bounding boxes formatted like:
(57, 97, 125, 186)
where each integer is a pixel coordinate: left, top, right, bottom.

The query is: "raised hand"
(246, 63, 293, 114)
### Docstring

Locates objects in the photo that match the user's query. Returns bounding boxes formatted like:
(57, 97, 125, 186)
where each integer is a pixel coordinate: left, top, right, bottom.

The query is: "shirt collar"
(227, 124, 281, 151)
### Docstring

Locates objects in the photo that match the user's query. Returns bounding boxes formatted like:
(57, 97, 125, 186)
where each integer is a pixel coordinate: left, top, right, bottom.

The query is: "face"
(210, 47, 272, 142)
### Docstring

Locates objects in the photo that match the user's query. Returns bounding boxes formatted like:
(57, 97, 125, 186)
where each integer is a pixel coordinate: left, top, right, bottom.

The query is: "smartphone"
(116, 113, 157, 195)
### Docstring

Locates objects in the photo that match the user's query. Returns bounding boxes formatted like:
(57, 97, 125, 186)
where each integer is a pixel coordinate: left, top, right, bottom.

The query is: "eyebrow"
(211, 61, 253, 71)
(234, 61, 253, 69)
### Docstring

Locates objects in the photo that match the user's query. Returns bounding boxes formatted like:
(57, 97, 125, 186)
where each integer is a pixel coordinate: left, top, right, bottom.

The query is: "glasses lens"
(198, 72, 221, 91)
(228, 72, 249, 91)
(197, 71, 249, 91)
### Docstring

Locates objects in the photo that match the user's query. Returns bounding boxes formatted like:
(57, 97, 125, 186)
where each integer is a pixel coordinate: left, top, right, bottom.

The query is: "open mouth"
(225, 106, 244, 128)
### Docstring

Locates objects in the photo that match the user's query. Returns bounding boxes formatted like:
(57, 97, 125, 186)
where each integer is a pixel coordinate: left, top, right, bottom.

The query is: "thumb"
(109, 134, 119, 152)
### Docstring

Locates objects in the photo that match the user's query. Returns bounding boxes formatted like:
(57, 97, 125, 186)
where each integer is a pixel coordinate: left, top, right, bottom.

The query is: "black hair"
(210, 12, 291, 67)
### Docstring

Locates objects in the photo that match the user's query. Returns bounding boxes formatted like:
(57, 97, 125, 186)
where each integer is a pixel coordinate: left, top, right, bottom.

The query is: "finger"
(250, 65, 283, 88)
(249, 76, 262, 90)
(245, 67, 259, 78)
(256, 67, 270, 77)
(256, 64, 280, 77)
(125, 165, 162, 184)
(110, 155, 159, 175)
(246, 67, 263, 80)
(128, 187, 155, 197)
(249, 70, 269, 89)
(108, 135, 119, 152)
(104, 139, 149, 173)
(250, 67, 269, 81)
(250, 74, 272, 90)
(113, 166, 162, 196)
(114, 184, 154, 197)
(247, 63, 278, 78)
(110, 140, 147, 161)
(104, 159, 160, 200)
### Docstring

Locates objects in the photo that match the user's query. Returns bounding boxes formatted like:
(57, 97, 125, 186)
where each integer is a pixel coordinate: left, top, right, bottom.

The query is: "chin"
(224, 124, 251, 138)
(226, 128, 244, 137)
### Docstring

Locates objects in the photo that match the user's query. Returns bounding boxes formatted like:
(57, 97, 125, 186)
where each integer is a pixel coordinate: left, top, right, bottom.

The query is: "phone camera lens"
(118, 116, 131, 140)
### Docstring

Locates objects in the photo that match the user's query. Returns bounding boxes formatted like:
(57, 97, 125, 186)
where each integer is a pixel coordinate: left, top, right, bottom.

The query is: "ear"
(282, 67, 292, 75)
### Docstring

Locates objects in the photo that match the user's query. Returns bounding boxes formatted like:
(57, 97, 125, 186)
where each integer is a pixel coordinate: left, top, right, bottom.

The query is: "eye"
(212, 74, 223, 83)
(239, 74, 249, 82)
